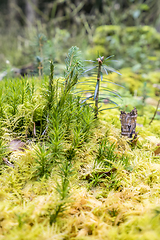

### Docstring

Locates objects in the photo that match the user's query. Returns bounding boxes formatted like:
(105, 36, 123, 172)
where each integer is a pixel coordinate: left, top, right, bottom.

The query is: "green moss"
(0, 67, 160, 239)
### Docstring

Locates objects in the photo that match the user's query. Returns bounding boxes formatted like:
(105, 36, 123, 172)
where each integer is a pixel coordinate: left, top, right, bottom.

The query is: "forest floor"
(1, 108, 160, 240)
(0, 67, 160, 239)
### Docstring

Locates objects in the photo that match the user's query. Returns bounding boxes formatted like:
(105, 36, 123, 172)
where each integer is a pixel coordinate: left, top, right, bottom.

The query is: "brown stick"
(149, 99, 160, 125)
(3, 158, 14, 168)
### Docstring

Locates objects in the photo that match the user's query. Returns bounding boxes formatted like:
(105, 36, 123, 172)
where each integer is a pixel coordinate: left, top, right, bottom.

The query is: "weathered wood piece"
(3, 158, 14, 168)
(120, 107, 137, 138)
(3, 139, 27, 168)
(9, 139, 26, 152)
(154, 143, 160, 156)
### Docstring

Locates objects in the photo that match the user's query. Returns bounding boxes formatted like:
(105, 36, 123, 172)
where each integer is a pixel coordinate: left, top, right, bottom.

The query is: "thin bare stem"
(149, 99, 160, 125)
(95, 56, 104, 118)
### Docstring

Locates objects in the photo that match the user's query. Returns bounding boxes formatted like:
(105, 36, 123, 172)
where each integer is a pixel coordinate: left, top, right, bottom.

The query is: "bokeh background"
(0, 0, 160, 74)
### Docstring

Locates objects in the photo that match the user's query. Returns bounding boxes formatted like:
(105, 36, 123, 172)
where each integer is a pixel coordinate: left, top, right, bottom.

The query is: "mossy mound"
(0, 108, 160, 239)
(0, 64, 160, 239)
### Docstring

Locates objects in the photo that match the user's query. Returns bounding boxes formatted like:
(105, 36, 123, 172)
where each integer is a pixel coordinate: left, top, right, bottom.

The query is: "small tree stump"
(120, 107, 137, 138)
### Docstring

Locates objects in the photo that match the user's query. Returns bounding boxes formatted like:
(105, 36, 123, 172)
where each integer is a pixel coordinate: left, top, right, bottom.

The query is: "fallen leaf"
(154, 145, 160, 155)
(9, 139, 26, 152)
(3, 158, 14, 168)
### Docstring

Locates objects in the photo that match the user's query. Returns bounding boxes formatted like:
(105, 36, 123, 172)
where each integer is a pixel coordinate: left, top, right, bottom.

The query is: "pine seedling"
(83, 55, 122, 118)
(95, 56, 104, 118)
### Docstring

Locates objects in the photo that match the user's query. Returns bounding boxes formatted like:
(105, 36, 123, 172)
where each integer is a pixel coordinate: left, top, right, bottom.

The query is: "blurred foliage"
(1, 0, 159, 29)
(89, 25, 160, 72)
(0, 0, 160, 72)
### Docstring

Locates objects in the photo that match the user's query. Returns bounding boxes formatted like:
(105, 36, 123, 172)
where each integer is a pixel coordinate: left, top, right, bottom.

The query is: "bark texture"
(120, 107, 137, 138)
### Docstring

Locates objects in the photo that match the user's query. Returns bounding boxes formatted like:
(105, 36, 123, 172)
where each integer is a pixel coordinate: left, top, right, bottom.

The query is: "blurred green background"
(0, 0, 160, 73)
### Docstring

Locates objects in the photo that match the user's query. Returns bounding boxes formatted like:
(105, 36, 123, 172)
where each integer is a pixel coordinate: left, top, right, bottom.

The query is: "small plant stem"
(38, 64, 43, 77)
(95, 57, 104, 118)
(38, 37, 43, 76)
(49, 60, 54, 91)
(141, 81, 147, 116)
(48, 60, 54, 111)
(149, 99, 160, 125)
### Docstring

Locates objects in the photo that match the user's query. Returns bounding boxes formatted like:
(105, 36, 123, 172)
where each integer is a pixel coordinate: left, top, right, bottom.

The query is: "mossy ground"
(0, 69, 160, 239)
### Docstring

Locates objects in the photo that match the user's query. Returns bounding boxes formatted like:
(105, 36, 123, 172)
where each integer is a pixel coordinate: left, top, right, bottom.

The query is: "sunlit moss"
(0, 68, 160, 239)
